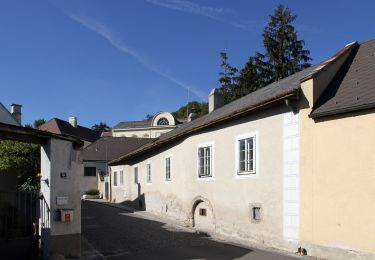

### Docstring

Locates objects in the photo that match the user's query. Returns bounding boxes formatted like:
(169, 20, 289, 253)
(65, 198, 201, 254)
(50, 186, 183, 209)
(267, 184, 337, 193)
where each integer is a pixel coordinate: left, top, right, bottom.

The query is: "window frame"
(235, 132, 258, 178)
(165, 155, 172, 182)
(197, 142, 214, 180)
(113, 171, 118, 186)
(84, 166, 96, 177)
(119, 170, 124, 185)
(134, 166, 139, 184)
(146, 161, 152, 184)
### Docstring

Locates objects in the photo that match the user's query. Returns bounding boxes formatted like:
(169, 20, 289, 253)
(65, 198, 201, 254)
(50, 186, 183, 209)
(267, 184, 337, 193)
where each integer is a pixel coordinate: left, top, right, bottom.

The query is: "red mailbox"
(60, 209, 73, 222)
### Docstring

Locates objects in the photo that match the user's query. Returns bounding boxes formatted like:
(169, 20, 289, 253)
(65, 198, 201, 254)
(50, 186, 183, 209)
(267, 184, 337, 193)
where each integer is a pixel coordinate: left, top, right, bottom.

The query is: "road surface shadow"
(81, 200, 252, 260)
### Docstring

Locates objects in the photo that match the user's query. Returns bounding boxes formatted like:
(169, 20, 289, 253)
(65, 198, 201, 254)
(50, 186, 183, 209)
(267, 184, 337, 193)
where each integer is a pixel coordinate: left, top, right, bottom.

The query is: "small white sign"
(56, 196, 68, 206)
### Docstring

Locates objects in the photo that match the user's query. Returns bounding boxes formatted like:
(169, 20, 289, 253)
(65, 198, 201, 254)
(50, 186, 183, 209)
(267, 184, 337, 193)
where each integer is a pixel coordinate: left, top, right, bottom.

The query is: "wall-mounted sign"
(56, 196, 68, 206)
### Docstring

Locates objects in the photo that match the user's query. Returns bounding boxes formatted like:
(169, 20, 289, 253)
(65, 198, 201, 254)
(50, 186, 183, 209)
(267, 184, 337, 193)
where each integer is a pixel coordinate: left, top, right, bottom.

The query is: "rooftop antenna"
(186, 87, 190, 120)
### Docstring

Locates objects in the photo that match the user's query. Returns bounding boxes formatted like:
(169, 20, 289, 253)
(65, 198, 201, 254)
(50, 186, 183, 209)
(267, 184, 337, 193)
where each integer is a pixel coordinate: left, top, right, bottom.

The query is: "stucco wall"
(40, 138, 82, 257)
(110, 105, 297, 250)
(300, 78, 375, 258)
(81, 161, 105, 195)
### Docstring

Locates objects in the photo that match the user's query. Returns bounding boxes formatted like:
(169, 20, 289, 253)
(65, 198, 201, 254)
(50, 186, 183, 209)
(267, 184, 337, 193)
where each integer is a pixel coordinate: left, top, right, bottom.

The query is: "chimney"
(69, 116, 77, 128)
(10, 104, 22, 125)
(208, 88, 224, 113)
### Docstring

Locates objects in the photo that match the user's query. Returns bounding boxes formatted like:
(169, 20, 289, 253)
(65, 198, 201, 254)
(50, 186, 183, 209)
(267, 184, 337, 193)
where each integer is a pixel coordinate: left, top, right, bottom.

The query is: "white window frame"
(146, 161, 152, 184)
(165, 155, 172, 182)
(197, 142, 214, 180)
(113, 171, 118, 186)
(119, 170, 124, 185)
(134, 165, 139, 184)
(235, 132, 258, 178)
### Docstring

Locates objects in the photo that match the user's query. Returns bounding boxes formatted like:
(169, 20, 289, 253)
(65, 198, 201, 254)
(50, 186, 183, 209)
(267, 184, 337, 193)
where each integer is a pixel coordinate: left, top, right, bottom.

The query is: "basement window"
(252, 207, 261, 221)
(250, 203, 262, 223)
(199, 208, 207, 216)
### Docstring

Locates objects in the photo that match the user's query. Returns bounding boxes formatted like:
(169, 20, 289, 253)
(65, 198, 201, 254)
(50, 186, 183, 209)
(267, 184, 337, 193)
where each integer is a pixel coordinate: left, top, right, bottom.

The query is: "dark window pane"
(84, 167, 96, 177)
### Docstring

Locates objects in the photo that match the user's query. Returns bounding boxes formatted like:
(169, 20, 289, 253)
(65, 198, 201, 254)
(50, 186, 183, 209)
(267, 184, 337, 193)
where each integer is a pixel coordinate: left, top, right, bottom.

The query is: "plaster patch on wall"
(283, 112, 299, 241)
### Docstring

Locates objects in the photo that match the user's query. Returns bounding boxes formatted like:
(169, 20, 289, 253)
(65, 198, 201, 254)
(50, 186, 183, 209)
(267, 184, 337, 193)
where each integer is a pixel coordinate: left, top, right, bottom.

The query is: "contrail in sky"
(68, 13, 206, 100)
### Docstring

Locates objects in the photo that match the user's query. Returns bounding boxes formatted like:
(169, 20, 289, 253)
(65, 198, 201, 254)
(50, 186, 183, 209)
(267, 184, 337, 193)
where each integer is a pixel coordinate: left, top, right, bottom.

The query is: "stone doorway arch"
(190, 196, 216, 233)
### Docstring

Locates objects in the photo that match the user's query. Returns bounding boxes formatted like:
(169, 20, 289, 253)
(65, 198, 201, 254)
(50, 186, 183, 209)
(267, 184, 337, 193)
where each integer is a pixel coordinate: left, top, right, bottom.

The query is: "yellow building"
(300, 40, 375, 259)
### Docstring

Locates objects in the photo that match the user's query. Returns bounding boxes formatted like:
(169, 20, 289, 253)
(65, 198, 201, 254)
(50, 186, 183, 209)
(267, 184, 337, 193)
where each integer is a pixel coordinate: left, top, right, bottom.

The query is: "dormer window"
(157, 117, 169, 125)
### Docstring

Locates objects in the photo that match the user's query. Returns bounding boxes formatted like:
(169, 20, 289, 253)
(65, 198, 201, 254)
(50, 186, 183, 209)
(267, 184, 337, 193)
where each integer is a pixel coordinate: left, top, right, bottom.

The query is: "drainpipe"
(106, 143, 112, 201)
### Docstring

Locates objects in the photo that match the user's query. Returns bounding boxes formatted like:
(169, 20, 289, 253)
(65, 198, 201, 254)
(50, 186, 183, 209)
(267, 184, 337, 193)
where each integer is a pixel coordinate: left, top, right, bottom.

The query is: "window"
(120, 170, 124, 185)
(113, 171, 118, 186)
(253, 207, 261, 220)
(84, 167, 96, 177)
(250, 203, 262, 222)
(157, 117, 169, 125)
(165, 157, 171, 181)
(198, 144, 212, 178)
(199, 208, 207, 216)
(134, 167, 138, 184)
(146, 163, 151, 183)
(237, 134, 256, 175)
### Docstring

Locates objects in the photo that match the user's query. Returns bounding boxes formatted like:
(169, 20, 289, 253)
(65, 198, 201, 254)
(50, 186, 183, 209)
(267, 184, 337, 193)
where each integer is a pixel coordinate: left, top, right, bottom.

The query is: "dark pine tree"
(262, 4, 311, 82)
(231, 4, 311, 102)
(218, 51, 238, 104)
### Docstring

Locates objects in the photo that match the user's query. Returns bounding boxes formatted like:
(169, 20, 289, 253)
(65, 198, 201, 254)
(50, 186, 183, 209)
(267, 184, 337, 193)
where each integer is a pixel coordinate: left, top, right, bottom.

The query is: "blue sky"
(1, 0, 374, 128)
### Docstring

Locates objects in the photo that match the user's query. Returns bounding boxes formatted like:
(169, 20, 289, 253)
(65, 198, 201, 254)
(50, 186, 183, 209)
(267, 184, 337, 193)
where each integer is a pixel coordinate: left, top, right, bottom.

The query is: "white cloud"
(146, 0, 257, 31)
(68, 13, 206, 100)
(146, 0, 229, 19)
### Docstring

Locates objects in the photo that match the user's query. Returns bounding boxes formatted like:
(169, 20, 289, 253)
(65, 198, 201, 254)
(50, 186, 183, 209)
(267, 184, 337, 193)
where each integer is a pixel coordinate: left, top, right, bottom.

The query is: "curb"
(84, 199, 134, 213)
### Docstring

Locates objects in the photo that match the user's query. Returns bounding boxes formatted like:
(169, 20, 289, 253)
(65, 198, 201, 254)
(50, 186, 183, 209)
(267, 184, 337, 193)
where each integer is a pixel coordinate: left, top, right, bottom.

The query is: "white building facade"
(109, 94, 303, 251)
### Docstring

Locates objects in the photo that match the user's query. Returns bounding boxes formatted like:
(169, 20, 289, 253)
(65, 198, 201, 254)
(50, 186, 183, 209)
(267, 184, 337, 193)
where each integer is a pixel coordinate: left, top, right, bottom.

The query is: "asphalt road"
(81, 200, 301, 260)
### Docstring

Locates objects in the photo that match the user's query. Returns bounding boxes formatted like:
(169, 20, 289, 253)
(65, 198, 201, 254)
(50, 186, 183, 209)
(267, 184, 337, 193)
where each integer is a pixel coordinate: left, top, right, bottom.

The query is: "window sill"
(235, 171, 257, 179)
(198, 175, 214, 181)
(237, 171, 256, 175)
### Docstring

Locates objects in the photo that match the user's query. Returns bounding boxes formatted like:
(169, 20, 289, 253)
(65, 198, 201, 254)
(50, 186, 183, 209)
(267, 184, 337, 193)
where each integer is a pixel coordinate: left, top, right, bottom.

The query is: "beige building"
(106, 40, 375, 259)
(111, 112, 180, 138)
(299, 40, 375, 259)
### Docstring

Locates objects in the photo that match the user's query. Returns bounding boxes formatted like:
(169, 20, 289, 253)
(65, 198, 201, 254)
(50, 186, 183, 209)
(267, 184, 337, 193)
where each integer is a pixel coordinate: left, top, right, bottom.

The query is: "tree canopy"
(0, 119, 45, 190)
(91, 122, 110, 133)
(172, 101, 208, 120)
(218, 4, 311, 104)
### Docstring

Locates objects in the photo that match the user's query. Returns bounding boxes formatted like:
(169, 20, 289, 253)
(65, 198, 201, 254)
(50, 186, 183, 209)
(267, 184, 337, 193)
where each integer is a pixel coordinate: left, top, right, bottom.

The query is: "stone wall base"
(301, 241, 375, 260)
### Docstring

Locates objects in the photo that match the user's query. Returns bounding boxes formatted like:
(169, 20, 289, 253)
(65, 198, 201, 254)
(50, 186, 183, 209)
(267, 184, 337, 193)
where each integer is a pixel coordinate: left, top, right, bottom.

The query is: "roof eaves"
(0, 122, 84, 148)
(109, 90, 298, 165)
(310, 102, 375, 119)
(300, 41, 358, 83)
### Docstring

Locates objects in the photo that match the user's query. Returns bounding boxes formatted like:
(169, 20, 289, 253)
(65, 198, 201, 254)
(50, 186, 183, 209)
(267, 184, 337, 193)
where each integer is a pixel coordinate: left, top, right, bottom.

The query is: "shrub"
(84, 189, 99, 196)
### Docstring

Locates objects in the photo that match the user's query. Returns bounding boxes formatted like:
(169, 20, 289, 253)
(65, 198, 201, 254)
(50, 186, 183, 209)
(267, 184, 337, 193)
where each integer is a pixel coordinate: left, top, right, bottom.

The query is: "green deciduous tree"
(0, 119, 45, 190)
(91, 122, 110, 133)
(172, 101, 208, 120)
